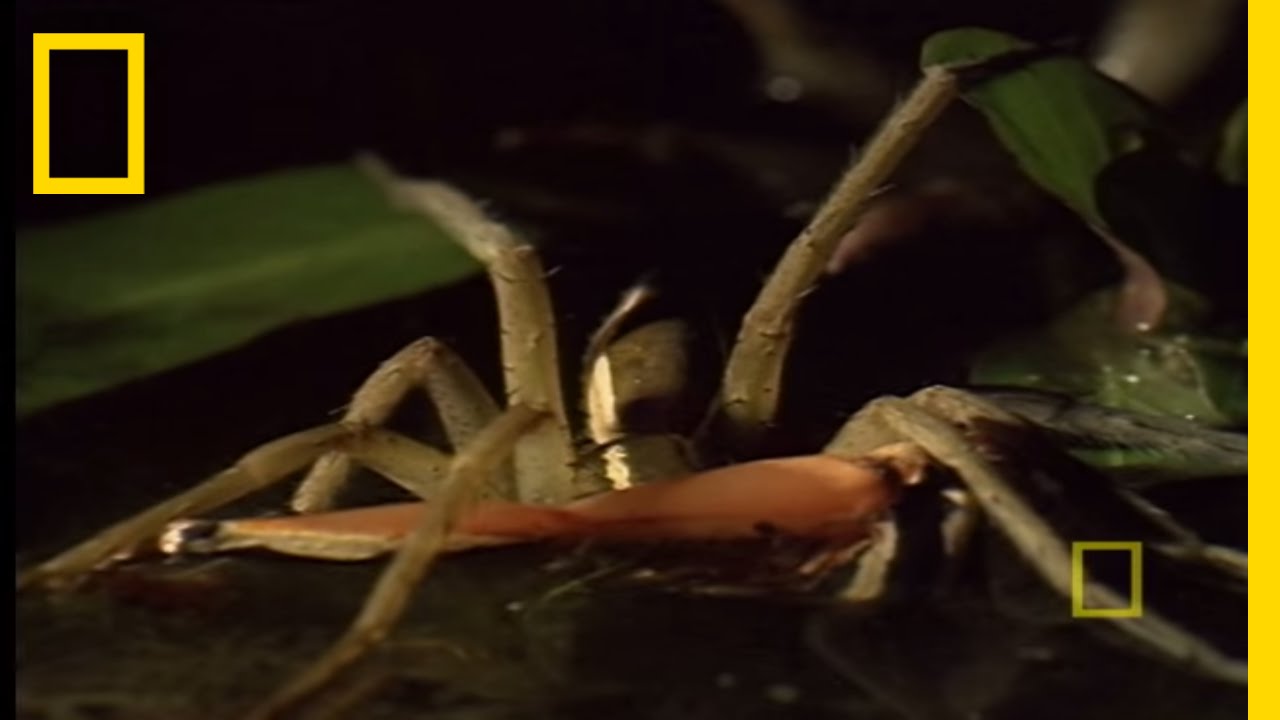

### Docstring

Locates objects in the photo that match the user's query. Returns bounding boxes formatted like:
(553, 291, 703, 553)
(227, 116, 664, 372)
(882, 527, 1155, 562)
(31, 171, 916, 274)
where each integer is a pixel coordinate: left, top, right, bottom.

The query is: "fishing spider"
(19, 67, 1245, 718)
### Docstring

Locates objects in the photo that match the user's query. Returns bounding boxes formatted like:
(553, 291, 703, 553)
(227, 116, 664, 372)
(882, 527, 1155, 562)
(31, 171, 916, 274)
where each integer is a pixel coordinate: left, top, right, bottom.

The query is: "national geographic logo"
(32, 33, 144, 194)
(1071, 541, 1144, 618)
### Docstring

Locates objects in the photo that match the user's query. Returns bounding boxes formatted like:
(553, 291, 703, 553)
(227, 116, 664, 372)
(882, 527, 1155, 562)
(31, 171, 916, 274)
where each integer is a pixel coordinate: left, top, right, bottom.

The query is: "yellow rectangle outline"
(1071, 541, 1143, 618)
(32, 33, 144, 194)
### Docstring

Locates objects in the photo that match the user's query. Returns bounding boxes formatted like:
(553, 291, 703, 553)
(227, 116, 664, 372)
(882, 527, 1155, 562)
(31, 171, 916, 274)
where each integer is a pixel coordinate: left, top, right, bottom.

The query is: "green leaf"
(17, 163, 481, 416)
(970, 287, 1246, 429)
(921, 28, 1240, 299)
(921, 27, 1154, 228)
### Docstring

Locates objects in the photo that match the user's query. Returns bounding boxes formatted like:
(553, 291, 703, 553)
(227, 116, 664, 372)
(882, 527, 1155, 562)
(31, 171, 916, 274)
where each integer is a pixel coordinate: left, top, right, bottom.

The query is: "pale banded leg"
(360, 157, 576, 505)
(824, 385, 1246, 686)
(291, 337, 507, 513)
(18, 425, 349, 591)
(1115, 487, 1248, 583)
(245, 405, 547, 720)
(714, 66, 958, 449)
(19, 424, 449, 590)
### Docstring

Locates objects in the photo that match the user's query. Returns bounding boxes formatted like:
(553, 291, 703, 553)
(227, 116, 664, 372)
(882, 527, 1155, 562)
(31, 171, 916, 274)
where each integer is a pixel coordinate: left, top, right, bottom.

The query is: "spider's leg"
(292, 337, 507, 513)
(18, 424, 353, 591)
(364, 161, 575, 505)
(712, 66, 957, 451)
(909, 386, 1248, 582)
(841, 386, 1246, 686)
(167, 425, 556, 562)
(245, 404, 547, 720)
(1115, 486, 1248, 582)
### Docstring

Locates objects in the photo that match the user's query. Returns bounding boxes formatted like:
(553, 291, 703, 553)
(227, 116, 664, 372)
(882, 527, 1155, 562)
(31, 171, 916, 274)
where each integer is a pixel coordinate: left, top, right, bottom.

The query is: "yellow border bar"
(1071, 541, 1144, 618)
(1251, 2, 1269, 713)
(32, 33, 144, 194)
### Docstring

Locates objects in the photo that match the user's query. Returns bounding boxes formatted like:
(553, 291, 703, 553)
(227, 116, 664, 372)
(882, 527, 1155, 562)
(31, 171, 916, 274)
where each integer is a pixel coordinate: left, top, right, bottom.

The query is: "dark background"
(47, 49, 128, 177)
(19, 0, 1134, 222)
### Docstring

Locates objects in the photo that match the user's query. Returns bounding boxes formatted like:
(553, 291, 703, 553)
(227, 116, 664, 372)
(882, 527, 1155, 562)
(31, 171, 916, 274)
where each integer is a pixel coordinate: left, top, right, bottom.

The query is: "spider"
(19, 66, 1245, 718)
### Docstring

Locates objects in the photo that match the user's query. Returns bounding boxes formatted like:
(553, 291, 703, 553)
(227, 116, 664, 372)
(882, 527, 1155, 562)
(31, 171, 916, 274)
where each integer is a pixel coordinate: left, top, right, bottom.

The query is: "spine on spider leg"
(710, 67, 959, 453)
(470, 228, 575, 503)
(356, 157, 578, 505)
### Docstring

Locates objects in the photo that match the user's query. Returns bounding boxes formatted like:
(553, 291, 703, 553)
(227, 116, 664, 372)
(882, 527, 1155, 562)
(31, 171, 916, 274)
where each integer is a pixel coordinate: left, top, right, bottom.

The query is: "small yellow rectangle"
(1071, 541, 1143, 618)
(33, 33, 144, 194)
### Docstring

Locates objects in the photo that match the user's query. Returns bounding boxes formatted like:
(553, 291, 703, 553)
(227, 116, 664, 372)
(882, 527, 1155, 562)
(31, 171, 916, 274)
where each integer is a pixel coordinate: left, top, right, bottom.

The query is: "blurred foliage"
(17, 163, 480, 416)
(923, 28, 1245, 427)
(921, 27, 1154, 232)
(972, 287, 1246, 428)
(922, 28, 1239, 292)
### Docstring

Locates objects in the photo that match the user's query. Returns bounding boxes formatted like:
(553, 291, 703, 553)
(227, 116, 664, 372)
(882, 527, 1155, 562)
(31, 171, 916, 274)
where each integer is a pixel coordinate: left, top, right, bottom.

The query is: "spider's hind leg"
(826, 385, 1247, 686)
(20, 424, 354, 590)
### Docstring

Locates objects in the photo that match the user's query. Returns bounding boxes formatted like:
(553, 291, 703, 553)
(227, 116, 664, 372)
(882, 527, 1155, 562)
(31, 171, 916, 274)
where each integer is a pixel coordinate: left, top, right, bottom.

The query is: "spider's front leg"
(712, 66, 957, 451)
(244, 404, 548, 720)
(826, 386, 1247, 686)
(17, 423, 451, 590)
(364, 158, 577, 505)
(291, 336, 509, 513)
